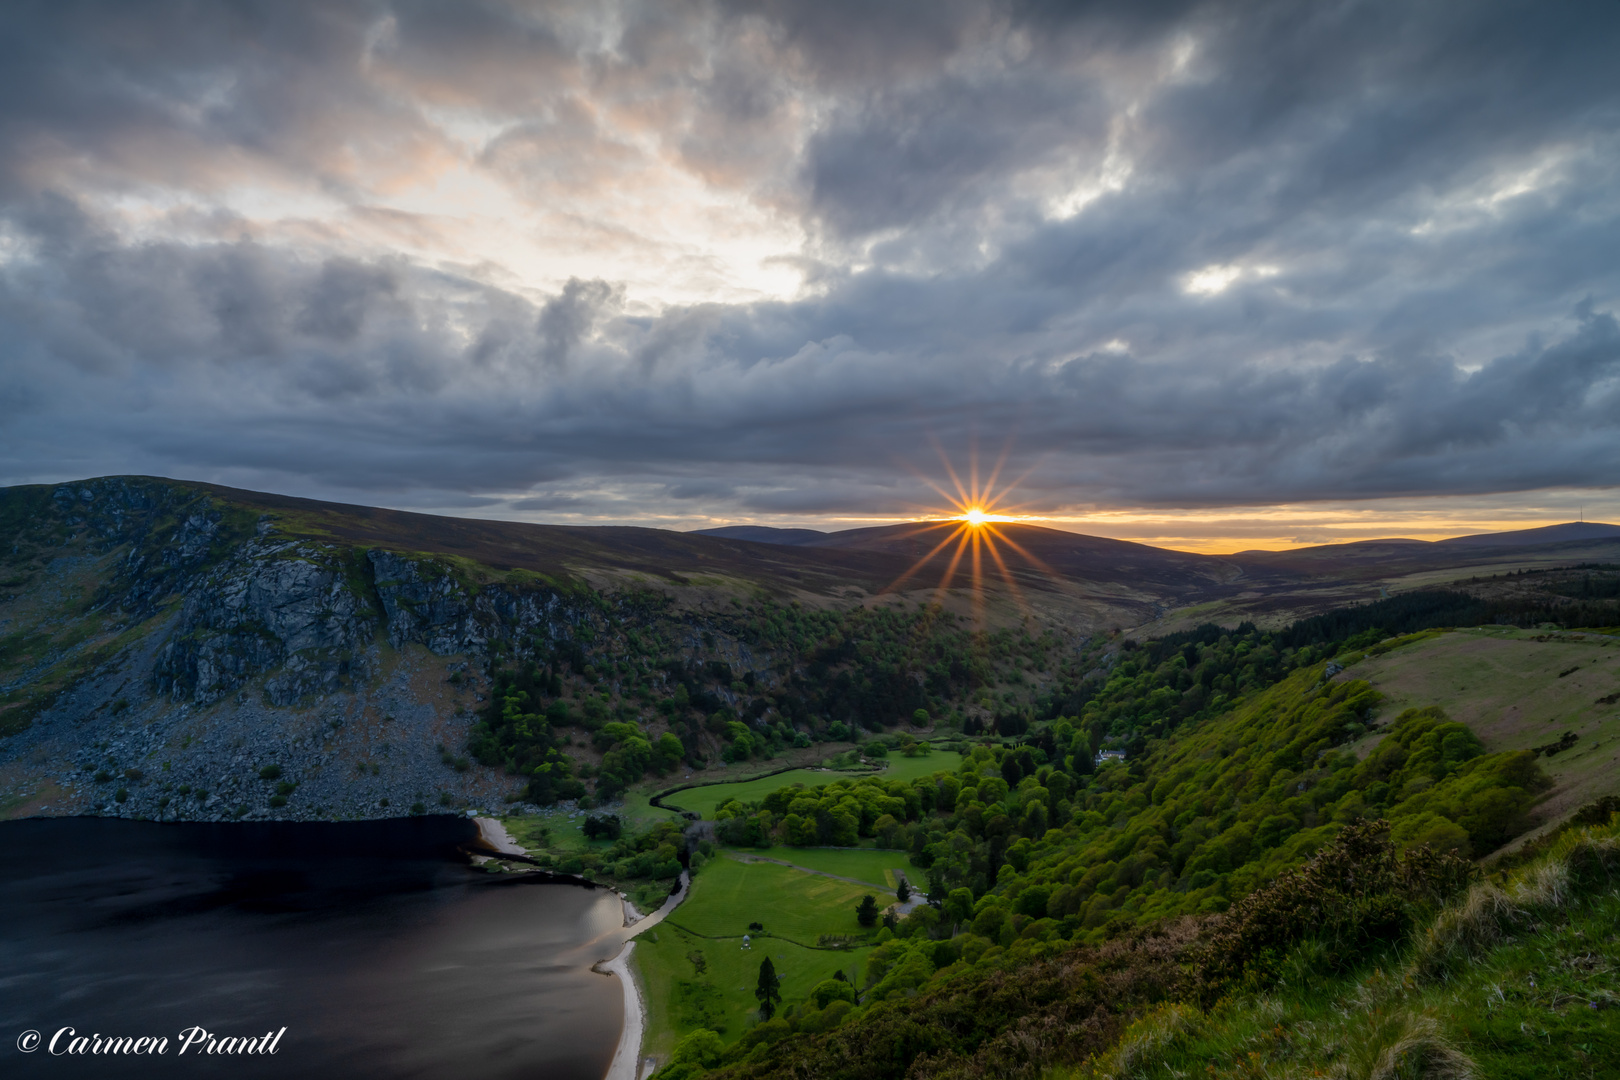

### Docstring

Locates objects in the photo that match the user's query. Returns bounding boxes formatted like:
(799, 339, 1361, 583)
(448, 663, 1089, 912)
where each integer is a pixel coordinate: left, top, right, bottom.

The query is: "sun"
(877, 440, 1061, 623)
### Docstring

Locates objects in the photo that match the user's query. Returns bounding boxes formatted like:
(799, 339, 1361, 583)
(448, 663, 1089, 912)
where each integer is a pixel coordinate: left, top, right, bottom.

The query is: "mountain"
(692, 525, 830, 545)
(1434, 521, 1620, 547)
(5, 476, 1620, 826)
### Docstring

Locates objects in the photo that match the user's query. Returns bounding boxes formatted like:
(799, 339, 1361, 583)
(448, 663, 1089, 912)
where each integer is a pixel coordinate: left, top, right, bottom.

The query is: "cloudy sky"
(2, 0, 1617, 551)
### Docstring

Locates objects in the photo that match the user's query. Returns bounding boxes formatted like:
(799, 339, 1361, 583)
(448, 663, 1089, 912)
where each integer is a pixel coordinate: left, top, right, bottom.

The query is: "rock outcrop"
(0, 476, 611, 823)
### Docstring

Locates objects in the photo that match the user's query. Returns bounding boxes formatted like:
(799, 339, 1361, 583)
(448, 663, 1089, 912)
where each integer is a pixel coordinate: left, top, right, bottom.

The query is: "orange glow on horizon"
(882, 442, 1067, 622)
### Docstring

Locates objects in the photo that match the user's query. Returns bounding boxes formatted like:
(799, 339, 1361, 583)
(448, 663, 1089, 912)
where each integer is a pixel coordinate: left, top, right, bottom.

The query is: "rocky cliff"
(0, 477, 632, 823)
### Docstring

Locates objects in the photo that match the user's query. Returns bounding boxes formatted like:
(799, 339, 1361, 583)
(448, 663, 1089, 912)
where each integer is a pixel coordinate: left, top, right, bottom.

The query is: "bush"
(1193, 819, 1474, 997)
(583, 814, 623, 840)
(258, 764, 282, 780)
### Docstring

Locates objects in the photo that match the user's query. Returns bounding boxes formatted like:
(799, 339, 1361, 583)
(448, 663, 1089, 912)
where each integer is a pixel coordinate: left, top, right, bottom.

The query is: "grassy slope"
(876, 750, 967, 782)
(637, 852, 895, 1055)
(1346, 627, 1620, 832)
(673, 854, 895, 943)
(731, 847, 914, 890)
(1060, 820, 1620, 1080)
(636, 927, 851, 1060)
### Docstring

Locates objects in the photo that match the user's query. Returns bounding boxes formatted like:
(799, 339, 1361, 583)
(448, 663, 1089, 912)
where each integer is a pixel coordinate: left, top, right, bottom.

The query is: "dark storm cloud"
(1, 0, 1618, 522)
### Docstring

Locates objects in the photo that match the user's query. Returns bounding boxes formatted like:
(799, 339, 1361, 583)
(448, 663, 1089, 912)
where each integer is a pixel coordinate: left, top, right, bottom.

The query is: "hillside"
(1338, 626, 1620, 838)
(620, 625, 1616, 1080)
(4, 475, 1620, 829)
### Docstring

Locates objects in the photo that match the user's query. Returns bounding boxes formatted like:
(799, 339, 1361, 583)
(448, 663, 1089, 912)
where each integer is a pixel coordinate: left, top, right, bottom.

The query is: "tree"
(582, 814, 622, 840)
(755, 956, 782, 1020)
(855, 894, 880, 927)
(896, 879, 911, 903)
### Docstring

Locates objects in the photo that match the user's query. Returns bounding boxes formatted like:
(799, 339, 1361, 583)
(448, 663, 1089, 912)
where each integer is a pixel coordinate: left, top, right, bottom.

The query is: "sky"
(1, 0, 1618, 553)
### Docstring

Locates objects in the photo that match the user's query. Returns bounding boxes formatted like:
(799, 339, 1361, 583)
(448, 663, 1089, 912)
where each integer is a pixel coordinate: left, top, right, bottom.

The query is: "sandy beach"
(596, 870, 692, 1080)
(471, 815, 687, 1079)
(473, 816, 526, 856)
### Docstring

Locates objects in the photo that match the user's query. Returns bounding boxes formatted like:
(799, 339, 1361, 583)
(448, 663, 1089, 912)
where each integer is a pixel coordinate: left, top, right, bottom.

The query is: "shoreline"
(599, 941, 648, 1080)
(473, 816, 526, 855)
(596, 869, 692, 1080)
(470, 813, 686, 1079)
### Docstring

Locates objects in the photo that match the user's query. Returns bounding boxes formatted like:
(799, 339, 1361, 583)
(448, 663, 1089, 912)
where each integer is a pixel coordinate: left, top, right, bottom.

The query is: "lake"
(0, 816, 628, 1079)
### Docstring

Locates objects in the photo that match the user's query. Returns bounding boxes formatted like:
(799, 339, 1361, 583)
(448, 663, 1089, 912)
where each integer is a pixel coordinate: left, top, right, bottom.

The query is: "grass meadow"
(733, 847, 915, 890)
(1348, 627, 1620, 827)
(633, 849, 897, 1054)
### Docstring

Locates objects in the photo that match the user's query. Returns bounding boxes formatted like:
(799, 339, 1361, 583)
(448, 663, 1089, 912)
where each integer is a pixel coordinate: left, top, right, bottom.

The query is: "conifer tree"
(755, 956, 782, 1020)
(856, 894, 880, 927)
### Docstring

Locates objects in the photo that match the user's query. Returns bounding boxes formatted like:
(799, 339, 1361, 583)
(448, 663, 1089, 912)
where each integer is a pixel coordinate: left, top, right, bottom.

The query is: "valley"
(3, 475, 1619, 1079)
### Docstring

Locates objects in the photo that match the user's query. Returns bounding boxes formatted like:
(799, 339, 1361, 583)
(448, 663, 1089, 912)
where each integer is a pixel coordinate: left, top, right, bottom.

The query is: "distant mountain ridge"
(1435, 521, 1620, 547)
(694, 525, 829, 545)
(701, 520, 1620, 553)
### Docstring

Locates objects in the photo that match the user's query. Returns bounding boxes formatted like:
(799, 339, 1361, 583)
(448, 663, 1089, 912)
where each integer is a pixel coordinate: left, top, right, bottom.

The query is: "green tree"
(896, 878, 911, 903)
(856, 894, 880, 927)
(755, 956, 782, 1020)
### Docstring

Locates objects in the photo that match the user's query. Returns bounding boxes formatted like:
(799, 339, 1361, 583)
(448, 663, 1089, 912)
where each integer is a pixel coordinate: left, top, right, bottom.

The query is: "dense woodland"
(468, 580, 1616, 811)
(579, 589, 1601, 1080)
(462, 580, 1609, 1079)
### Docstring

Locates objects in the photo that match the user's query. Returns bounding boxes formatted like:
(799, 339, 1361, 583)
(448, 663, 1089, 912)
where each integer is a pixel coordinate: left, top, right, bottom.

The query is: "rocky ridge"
(0, 477, 626, 823)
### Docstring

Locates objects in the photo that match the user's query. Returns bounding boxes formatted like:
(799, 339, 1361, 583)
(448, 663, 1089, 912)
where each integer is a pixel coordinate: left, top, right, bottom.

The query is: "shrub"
(856, 894, 880, 927)
(258, 764, 282, 780)
(583, 814, 623, 840)
(1193, 819, 1474, 997)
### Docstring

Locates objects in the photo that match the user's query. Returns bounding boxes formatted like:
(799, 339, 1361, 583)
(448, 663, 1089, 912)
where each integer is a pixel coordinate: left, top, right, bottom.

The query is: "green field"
(672, 852, 894, 943)
(659, 749, 963, 819)
(871, 748, 964, 782)
(733, 847, 915, 890)
(1346, 627, 1620, 831)
(634, 924, 854, 1058)
(633, 850, 894, 1056)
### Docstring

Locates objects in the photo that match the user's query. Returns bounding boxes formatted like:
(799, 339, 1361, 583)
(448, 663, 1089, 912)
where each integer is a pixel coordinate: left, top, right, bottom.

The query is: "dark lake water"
(0, 817, 627, 1080)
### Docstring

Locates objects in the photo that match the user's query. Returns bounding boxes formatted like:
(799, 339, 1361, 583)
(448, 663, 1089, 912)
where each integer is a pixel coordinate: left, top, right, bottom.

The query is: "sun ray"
(985, 528, 1064, 581)
(981, 524, 1030, 615)
(881, 522, 969, 594)
(970, 527, 985, 626)
(931, 527, 973, 603)
(969, 434, 982, 508)
(878, 437, 1064, 628)
(930, 436, 974, 510)
(979, 436, 1016, 509)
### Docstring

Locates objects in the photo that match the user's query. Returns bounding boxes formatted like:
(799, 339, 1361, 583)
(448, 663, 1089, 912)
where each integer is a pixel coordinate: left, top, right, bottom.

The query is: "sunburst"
(882, 441, 1059, 622)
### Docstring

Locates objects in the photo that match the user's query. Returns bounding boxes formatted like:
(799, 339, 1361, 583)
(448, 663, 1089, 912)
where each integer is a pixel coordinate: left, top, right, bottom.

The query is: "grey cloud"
(1, 0, 1618, 526)
(538, 278, 622, 369)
